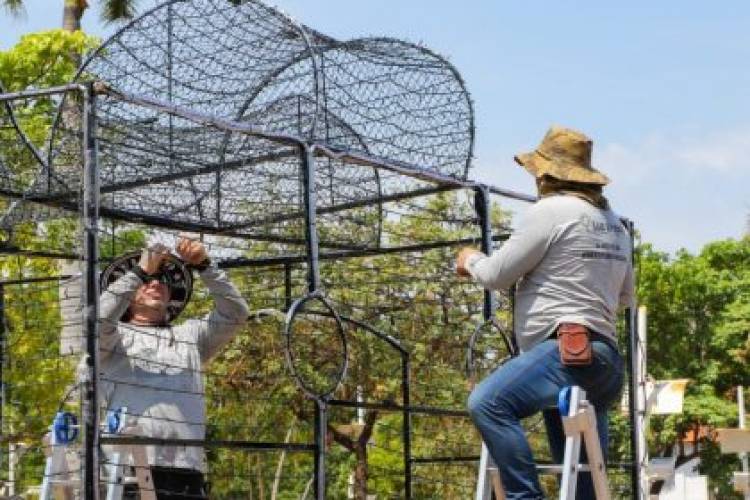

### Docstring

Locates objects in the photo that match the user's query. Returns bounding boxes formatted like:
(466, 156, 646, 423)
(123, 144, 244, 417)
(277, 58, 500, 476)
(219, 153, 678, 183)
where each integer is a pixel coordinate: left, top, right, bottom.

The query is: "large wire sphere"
(100, 251, 194, 322)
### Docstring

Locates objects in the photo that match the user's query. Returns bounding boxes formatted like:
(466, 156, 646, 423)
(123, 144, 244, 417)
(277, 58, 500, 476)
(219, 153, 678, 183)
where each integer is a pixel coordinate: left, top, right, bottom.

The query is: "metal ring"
(466, 318, 516, 383)
(283, 291, 347, 400)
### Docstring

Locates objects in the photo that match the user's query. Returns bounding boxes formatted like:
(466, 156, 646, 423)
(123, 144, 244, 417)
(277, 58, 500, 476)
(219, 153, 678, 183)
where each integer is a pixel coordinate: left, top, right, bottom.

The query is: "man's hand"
(456, 247, 482, 277)
(139, 243, 169, 275)
(176, 233, 208, 265)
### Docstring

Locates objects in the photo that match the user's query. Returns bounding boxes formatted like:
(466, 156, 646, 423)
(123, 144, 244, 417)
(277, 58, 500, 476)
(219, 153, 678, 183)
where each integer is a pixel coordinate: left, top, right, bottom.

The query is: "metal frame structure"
(0, 0, 642, 498)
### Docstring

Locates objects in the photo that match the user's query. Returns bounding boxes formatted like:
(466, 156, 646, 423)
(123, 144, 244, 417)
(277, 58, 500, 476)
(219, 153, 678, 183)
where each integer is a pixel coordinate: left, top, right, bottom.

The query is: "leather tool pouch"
(557, 323, 592, 366)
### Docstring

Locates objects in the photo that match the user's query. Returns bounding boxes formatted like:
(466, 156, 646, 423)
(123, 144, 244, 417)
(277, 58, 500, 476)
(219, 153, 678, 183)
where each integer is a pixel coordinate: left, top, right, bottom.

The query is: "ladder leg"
(581, 410, 611, 500)
(130, 445, 156, 500)
(560, 386, 612, 500)
(41, 442, 71, 500)
(476, 443, 493, 500)
(105, 452, 124, 500)
(475, 442, 506, 500)
(560, 387, 583, 500)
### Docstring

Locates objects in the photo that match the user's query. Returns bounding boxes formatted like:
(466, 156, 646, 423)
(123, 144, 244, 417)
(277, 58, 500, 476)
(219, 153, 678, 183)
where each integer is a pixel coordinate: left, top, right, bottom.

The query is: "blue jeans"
(468, 337, 624, 499)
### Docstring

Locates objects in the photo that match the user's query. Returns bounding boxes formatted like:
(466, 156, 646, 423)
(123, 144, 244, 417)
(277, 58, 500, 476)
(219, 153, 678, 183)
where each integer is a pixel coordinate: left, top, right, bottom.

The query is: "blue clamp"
(558, 386, 573, 416)
(53, 411, 78, 444)
(106, 407, 123, 434)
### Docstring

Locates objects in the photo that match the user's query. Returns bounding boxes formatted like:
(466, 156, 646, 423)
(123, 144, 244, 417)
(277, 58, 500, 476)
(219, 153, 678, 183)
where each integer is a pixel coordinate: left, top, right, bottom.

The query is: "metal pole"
(284, 263, 293, 311)
(624, 219, 642, 500)
(473, 186, 500, 500)
(625, 305, 639, 499)
(474, 187, 495, 319)
(313, 399, 327, 500)
(82, 83, 101, 500)
(402, 356, 412, 499)
(301, 144, 321, 293)
(636, 306, 649, 497)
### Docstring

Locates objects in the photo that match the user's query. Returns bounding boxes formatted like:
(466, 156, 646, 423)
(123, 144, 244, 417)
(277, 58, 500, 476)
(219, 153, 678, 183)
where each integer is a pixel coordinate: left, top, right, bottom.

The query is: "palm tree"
(2, 0, 139, 32)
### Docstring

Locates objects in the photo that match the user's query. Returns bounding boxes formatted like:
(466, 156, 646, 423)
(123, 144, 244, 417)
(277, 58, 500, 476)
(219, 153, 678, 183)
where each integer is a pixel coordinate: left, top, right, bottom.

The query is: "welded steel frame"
(0, 77, 643, 500)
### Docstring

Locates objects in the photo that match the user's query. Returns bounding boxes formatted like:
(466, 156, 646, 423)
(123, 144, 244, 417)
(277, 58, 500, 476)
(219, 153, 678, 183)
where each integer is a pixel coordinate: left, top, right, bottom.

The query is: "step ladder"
(475, 386, 611, 500)
(40, 407, 156, 500)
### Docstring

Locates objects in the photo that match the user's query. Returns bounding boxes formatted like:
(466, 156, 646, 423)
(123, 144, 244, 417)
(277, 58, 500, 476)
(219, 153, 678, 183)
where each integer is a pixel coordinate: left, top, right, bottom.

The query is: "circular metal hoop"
(465, 318, 516, 385)
(100, 251, 194, 322)
(283, 291, 347, 400)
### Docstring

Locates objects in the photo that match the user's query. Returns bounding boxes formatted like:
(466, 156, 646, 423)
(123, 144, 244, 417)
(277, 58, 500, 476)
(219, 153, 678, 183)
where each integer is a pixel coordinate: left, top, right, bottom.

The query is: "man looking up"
(99, 234, 249, 499)
(457, 126, 634, 499)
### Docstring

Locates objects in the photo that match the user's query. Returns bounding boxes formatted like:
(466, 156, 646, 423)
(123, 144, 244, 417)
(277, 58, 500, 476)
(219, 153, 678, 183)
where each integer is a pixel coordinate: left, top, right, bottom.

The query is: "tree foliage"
(637, 238, 749, 497)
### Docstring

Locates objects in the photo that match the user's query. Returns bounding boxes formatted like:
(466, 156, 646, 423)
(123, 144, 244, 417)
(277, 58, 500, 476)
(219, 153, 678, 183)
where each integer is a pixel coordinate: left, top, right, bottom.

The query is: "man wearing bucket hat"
(458, 126, 633, 499)
(99, 235, 249, 499)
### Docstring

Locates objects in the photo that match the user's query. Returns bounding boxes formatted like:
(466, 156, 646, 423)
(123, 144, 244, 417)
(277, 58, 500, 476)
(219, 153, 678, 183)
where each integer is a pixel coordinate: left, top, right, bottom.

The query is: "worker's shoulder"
(530, 194, 594, 219)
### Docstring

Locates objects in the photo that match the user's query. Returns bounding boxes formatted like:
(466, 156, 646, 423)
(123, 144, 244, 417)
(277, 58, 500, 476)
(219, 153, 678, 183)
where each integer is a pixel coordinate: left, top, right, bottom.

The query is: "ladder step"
(44, 479, 79, 486)
(536, 464, 591, 473)
(487, 464, 593, 473)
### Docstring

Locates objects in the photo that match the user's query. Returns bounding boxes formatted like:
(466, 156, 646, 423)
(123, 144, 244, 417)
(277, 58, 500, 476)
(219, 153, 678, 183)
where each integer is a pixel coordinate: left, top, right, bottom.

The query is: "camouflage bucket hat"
(514, 125, 610, 185)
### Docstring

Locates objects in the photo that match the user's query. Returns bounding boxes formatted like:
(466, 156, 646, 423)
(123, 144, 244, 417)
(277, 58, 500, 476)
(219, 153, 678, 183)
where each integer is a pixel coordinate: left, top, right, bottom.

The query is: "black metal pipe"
(337, 315, 406, 355)
(0, 275, 73, 286)
(314, 144, 537, 204)
(99, 436, 315, 452)
(0, 191, 363, 251)
(326, 399, 469, 418)
(0, 285, 5, 459)
(474, 186, 495, 320)
(32, 150, 298, 202)
(0, 247, 79, 260)
(624, 218, 640, 498)
(314, 399, 327, 500)
(402, 356, 412, 499)
(91, 85, 538, 204)
(222, 184, 459, 232)
(219, 234, 511, 269)
(0, 83, 84, 102)
(326, 315, 411, 497)
(301, 144, 321, 293)
(410, 456, 480, 464)
(81, 83, 101, 500)
(284, 263, 293, 311)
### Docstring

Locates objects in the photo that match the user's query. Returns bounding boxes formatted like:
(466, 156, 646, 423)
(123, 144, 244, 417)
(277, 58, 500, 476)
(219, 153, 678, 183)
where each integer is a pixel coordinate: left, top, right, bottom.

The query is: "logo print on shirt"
(580, 215, 624, 235)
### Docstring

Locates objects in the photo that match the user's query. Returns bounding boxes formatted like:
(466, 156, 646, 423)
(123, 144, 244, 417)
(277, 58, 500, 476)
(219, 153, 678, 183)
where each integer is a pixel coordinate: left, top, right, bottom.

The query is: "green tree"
(2, 0, 139, 32)
(0, 28, 99, 494)
(637, 238, 750, 498)
(204, 192, 514, 499)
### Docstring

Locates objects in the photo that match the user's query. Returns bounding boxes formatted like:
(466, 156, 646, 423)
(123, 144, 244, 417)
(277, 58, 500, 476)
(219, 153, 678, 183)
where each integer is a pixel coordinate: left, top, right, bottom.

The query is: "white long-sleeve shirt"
(98, 265, 249, 471)
(467, 195, 634, 352)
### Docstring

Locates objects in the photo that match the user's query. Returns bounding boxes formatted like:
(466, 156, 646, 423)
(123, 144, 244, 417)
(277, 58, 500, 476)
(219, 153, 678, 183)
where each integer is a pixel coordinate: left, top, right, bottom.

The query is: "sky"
(2, 0, 750, 255)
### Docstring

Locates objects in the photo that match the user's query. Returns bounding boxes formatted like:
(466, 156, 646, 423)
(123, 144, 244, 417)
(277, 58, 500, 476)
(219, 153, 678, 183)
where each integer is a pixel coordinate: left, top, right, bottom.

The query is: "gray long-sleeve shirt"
(467, 195, 634, 352)
(98, 265, 249, 471)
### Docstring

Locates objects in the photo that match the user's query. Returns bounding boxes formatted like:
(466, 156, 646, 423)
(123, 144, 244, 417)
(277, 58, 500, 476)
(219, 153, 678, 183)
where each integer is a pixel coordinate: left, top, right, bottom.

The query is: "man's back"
(513, 195, 633, 351)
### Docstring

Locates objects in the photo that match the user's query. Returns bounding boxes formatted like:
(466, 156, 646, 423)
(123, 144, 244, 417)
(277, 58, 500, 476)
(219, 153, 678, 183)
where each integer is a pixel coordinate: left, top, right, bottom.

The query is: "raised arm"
(456, 201, 556, 291)
(193, 266, 249, 362)
(98, 271, 141, 359)
(175, 235, 249, 363)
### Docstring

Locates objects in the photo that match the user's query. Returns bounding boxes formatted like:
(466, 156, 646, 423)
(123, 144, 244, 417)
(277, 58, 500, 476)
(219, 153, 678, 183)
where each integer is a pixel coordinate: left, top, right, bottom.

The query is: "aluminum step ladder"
(475, 386, 611, 500)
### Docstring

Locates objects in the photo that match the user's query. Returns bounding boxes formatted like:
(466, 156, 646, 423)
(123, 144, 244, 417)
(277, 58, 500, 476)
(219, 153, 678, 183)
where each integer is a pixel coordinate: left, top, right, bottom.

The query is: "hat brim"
(514, 151, 610, 186)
